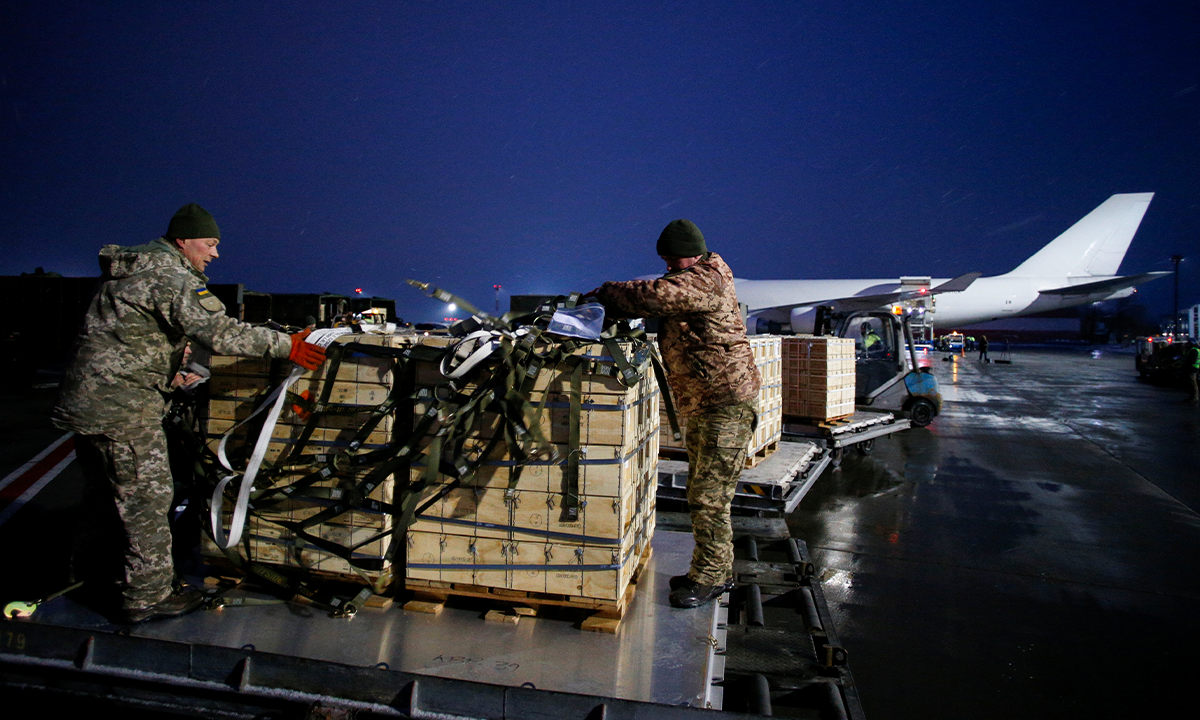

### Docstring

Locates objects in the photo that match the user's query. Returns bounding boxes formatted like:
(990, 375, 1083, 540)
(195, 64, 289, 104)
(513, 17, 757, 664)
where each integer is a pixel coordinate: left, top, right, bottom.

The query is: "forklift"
(816, 305, 942, 427)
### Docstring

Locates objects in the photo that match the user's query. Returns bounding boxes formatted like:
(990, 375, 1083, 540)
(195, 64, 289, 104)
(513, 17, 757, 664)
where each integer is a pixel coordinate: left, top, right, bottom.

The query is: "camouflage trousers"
(73, 426, 177, 611)
(685, 400, 757, 586)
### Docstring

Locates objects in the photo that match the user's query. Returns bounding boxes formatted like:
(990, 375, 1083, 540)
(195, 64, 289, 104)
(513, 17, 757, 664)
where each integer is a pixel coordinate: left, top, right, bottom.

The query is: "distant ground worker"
(1184, 343, 1199, 403)
(979, 335, 990, 363)
(52, 203, 328, 624)
(590, 219, 760, 608)
(861, 322, 884, 359)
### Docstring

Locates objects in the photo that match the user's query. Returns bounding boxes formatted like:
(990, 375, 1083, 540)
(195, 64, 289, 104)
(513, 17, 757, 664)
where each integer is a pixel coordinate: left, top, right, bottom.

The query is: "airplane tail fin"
(1006, 193, 1153, 278)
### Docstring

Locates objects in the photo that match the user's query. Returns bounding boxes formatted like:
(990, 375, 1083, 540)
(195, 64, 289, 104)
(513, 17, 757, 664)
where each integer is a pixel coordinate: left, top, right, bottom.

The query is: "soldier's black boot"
(668, 578, 730, 608)
(116, 586, 204, 624)
(669, 574, 734, 593)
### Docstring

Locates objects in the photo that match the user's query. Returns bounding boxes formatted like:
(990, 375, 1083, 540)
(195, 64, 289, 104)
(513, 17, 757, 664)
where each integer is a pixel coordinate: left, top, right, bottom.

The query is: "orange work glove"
(289, 328, 327, 370)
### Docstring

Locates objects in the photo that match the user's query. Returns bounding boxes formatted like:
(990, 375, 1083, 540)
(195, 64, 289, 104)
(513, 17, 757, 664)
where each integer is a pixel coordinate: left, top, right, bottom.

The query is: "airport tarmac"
(2, 345, 1198, 718)
(787, 346, 1200, 718)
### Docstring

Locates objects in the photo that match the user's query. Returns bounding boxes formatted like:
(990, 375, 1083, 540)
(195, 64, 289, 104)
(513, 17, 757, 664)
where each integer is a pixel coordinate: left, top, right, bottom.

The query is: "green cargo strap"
(243, 562, 372, 616)
(253, 399, 441, 508)
(275, 515, 394, 576)
(647, 341, 681, 442)
(601, 336, 642, 387)
(272, 341, 349, 467)
(563, 361, 583, 520)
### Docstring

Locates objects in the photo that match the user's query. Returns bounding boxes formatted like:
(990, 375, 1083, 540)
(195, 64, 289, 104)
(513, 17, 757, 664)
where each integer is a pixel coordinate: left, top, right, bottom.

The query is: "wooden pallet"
(402, 542, 654, 633)
(199, 553, 400, 599)
(744, 440, 779, 468)
(782, 412, 855, 428)
(662, 441, 779, 468)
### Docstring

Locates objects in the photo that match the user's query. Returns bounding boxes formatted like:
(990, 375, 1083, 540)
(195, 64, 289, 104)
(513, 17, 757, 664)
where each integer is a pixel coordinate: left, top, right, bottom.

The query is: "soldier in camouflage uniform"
(53, 203, 327, 623)
(593, 219, 760, 608)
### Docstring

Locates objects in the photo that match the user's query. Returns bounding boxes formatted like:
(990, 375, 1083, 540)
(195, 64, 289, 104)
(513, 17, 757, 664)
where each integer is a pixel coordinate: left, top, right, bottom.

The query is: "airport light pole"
(1171, 255, 1183, 336)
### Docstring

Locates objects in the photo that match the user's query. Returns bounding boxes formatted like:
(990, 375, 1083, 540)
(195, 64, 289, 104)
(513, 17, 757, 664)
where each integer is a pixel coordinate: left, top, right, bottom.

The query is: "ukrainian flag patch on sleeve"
(195, 287, 223, 312)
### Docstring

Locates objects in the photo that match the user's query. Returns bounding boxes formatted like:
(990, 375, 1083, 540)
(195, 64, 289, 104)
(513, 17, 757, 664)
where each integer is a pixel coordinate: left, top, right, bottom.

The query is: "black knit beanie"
(165, 203, 221, 240)
(656, 219, 706, 257)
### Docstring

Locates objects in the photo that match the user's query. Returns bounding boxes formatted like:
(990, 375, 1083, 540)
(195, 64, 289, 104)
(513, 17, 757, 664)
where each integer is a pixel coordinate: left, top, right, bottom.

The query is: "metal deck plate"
(34, 530, 721, 708)
(660, 439, 820, 493)
(738, 439, 820, 487)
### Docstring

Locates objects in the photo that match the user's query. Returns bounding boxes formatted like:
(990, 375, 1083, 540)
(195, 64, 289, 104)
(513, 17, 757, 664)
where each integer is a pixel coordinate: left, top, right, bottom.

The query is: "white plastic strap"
(210, 328, 348, 550)
(210, 364, 303, 549)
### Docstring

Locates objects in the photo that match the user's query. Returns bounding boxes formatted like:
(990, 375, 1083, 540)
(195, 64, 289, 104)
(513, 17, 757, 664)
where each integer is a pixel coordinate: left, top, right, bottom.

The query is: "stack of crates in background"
(203, 333, 413, 590)
(659, 335, 783, 465)
(781, 336, 856, 421)
(748, 335, 783, 462)
(405, 340, 659, 608)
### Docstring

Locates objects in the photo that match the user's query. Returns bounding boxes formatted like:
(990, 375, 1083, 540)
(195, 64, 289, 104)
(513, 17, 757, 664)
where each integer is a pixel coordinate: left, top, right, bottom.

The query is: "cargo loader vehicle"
(821, 306, 942, 428)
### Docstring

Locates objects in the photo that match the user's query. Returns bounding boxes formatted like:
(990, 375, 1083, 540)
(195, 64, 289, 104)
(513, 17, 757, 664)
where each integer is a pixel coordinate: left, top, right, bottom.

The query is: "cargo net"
(189, 285, 676, 605)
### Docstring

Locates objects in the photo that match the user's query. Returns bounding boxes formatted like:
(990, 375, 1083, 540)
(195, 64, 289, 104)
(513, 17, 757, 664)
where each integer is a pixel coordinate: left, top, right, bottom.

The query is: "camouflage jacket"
(53, 238, 291, 435)
(597, 252, 760, 417)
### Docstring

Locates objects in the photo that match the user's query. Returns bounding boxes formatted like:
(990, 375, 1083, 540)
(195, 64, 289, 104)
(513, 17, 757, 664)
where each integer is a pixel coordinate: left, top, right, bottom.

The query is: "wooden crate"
(414, 386, 657, 458)
(412, 468, 648, 541)
(406, 507, 652, 602)
(200, 521, 394, 589)
(403, 537, 656, 633)
(207, 331, 660, 603)
(411, 430, 653, 492)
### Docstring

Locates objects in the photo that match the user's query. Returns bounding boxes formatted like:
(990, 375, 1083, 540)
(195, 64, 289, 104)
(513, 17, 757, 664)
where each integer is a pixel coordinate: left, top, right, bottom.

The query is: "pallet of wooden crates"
(781, 335, 856, 421)
(404, 338, 660, 621)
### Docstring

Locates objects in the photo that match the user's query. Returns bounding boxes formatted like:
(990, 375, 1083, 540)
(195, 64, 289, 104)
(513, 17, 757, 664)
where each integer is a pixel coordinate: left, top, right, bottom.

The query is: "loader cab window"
(850, 318, 895, 362)
(846, 314, 902, 399)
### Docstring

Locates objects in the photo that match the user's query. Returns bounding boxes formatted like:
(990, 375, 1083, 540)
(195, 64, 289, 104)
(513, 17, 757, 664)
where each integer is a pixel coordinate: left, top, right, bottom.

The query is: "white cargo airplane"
(734, 192, 1168, 334)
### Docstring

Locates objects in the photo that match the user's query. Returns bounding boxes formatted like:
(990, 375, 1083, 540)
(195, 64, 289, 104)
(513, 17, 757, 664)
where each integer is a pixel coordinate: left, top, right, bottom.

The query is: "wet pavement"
(787, 347, 1200, 719)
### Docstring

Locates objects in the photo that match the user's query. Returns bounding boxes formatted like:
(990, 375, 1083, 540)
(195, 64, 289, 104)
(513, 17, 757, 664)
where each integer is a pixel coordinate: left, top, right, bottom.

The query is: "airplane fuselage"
(736, 274, 1132, 332)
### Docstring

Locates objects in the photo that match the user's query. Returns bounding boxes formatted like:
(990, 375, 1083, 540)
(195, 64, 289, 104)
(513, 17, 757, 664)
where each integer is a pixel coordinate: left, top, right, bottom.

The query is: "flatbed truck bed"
(1, 527, 863, 719)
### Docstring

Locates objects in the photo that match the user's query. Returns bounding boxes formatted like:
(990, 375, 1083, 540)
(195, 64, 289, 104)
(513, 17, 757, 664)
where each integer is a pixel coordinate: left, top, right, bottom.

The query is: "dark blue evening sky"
(3, 2, 1198, 323)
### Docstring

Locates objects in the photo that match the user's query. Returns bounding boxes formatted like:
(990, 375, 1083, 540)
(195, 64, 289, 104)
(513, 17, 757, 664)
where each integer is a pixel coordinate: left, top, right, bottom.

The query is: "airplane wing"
(1038, 271, 1171, 297)
(930, 272, 983, 294)
(804, 272, 983, 314)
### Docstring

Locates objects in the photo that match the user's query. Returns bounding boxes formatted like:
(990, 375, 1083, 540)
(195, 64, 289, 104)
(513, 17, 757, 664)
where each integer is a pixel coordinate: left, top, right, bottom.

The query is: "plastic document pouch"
(548, 303, 606, 341)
